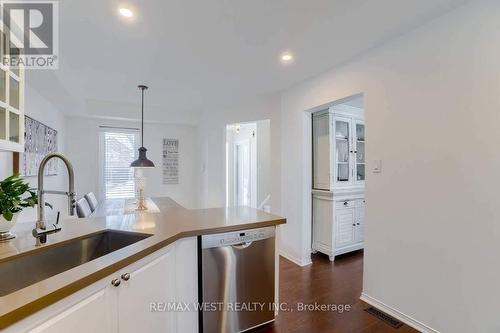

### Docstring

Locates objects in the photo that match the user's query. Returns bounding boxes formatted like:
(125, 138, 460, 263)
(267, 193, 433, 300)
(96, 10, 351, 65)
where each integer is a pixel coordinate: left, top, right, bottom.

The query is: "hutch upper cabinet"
(312, 108, 365, 191)
(0, 30, 24, 152)
(312, 104, 365, 261)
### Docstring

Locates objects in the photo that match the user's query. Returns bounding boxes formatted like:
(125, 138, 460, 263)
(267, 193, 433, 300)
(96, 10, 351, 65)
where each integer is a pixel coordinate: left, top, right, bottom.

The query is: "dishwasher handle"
(231, 241, 253, 250)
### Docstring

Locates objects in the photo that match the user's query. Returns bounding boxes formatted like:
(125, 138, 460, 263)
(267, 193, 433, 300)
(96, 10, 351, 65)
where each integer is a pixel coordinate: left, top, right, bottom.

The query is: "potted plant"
(0, 175, 37, 239)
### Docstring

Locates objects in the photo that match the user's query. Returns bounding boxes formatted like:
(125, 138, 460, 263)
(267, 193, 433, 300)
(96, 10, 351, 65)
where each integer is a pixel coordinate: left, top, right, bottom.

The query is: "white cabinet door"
(333, 116, 353, 188)
(118, 246, 176, 333)
(354, 200, 365, 243)
(28, 280, 117, 333)
(335, 207, 356, 248)
(353, 120, 365, 186)
(312, 112, 331, 190)
(174, 237, 199, 333)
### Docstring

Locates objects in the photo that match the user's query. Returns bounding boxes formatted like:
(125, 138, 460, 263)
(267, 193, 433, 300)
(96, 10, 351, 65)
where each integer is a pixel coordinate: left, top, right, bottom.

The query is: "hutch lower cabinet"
(312, 191, 364, 261)
(311, 105, 365, 260)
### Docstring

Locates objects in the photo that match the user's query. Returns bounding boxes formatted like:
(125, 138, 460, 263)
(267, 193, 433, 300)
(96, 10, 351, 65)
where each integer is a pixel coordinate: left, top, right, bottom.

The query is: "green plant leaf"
(0, 175, 38, 219)
(3, 210, 13, 221)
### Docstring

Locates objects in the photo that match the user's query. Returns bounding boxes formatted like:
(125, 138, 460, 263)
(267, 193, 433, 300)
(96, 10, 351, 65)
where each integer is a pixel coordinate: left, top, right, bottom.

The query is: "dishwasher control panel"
(201, 226, 275, 249)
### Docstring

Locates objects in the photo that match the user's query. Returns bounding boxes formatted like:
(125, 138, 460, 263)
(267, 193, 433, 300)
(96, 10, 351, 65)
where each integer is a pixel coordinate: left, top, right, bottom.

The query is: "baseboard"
(360, 293, 440, 333)
(279, 250, 312, 267)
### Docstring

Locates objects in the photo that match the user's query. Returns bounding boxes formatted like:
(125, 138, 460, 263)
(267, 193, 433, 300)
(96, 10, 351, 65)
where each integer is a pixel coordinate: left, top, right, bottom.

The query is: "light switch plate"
(373, 160, 382, 173)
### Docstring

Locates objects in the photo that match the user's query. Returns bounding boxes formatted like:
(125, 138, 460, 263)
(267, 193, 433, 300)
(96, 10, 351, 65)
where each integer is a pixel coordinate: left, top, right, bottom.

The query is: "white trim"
(301, 110, 314, 268)
(360, 293, 441, 333)
(334, 243, 363, 256)
(279, 251, 312, 267)
(241, 318, 275, 333)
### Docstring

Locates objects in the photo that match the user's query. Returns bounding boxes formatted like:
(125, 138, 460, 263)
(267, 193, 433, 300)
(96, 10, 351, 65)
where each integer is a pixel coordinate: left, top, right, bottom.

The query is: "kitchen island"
(0, 197, 285, 332)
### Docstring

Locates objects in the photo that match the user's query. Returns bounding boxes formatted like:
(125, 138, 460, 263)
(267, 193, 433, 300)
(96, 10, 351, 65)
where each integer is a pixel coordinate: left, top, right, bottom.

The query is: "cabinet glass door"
(0, 108, 5, 141)
(9, 111, 19, 142)
(9, 76, 19, 110)
(355, 122, 365, 183)
(335, 119, 351, 184)
(0, 69, 5, 103)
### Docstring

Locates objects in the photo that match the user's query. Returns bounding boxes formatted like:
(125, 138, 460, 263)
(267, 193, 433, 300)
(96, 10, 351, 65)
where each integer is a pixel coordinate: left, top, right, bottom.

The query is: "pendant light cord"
(141, 87, 144, 147)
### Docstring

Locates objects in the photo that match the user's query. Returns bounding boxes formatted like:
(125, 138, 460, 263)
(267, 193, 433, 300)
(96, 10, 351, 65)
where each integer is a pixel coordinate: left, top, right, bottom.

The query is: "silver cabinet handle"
(121, 273, 131, 281)
(111, 278, 121, 287)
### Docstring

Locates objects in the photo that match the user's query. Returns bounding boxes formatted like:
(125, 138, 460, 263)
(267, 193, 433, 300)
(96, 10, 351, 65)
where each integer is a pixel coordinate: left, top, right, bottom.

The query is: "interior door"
(234, 140, 251, 206)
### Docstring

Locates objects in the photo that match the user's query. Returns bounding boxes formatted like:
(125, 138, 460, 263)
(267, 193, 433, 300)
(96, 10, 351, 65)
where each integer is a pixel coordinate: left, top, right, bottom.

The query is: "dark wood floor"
(254, 252, 419, 333)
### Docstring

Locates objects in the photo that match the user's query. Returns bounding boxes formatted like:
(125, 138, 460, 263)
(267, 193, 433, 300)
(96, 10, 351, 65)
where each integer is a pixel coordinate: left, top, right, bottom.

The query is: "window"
(100, 128, 139, 199)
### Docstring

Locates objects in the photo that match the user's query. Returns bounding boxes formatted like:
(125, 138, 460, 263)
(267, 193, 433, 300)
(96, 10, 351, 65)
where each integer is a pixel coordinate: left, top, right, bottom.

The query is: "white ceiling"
(27, 0, 468, 125)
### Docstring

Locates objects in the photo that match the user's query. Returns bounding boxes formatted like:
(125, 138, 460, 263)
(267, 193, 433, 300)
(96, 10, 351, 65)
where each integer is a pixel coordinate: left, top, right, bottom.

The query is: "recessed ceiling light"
(119, 7, 134, 18)
(280, 51, 294, 64)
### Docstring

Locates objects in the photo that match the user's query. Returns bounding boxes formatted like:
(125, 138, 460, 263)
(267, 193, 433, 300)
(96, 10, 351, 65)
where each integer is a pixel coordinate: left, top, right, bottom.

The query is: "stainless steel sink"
(0, 230, 151, 296)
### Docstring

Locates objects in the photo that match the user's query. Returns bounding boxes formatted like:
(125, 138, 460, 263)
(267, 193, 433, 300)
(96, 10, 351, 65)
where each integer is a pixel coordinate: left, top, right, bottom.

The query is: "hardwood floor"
(254, 252, 419, 333)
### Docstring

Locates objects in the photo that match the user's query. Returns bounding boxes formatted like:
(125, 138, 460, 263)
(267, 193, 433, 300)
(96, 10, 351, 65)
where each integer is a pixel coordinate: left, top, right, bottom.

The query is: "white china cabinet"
(312, 104, 365, 260)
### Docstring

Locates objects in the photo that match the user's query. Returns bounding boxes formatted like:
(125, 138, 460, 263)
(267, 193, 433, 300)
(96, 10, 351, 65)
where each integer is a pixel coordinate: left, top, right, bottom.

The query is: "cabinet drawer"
(335, 200, 354, 209)
(355, 199, 366, 207)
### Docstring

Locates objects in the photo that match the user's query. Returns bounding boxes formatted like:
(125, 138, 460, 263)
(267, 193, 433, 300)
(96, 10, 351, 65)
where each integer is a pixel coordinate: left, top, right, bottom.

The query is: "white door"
(335, 207, 356, 248)
(234, 140, 251, 206)
(118, 247, 176, 333)
(29, 280, 117, 333)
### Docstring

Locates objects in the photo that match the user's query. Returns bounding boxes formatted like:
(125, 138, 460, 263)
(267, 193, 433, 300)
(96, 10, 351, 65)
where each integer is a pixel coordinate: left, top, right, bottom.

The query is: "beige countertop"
(90, 197, 182, 217)
(0, 197, 285, 329)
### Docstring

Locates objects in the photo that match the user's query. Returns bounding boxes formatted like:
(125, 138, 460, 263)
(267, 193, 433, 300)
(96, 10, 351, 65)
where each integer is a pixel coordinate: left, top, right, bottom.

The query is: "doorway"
(309, 94, 365, 262)
(225, 120, 271, 211)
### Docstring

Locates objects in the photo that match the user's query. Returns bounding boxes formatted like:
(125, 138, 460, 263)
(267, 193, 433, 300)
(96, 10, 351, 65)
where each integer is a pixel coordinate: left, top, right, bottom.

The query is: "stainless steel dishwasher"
(199, 226, 275, 333)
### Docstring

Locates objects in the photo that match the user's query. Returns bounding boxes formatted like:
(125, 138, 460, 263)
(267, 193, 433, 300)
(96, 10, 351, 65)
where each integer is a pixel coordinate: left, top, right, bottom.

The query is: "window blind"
(100, 129, 139, 199)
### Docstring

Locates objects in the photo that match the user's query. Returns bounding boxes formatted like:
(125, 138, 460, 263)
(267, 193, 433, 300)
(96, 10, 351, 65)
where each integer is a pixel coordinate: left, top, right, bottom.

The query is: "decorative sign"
(163, 139, 179, 184)
(22, 116, 58, 176)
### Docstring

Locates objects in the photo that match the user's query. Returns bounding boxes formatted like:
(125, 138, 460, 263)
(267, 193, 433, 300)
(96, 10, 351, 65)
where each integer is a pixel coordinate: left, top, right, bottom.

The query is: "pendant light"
(130, 85, 155, 168)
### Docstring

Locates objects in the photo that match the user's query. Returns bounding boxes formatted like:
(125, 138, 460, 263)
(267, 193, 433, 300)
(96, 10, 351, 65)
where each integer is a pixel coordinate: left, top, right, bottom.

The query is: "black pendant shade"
(130, 147, 155, 168)
(130, 85, 155, 168)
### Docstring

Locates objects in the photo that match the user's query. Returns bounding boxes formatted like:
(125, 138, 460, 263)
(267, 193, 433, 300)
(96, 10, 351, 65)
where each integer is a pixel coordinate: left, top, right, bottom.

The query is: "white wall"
(198, 95, 281, 214)
(0, 83, 68, 223)
(65, 116, 199, 209)
(279, 1, 500, 332)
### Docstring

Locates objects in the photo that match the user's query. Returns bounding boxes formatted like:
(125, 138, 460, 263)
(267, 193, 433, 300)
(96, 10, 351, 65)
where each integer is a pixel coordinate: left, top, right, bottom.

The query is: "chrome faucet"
(33, 153, 76, 245)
